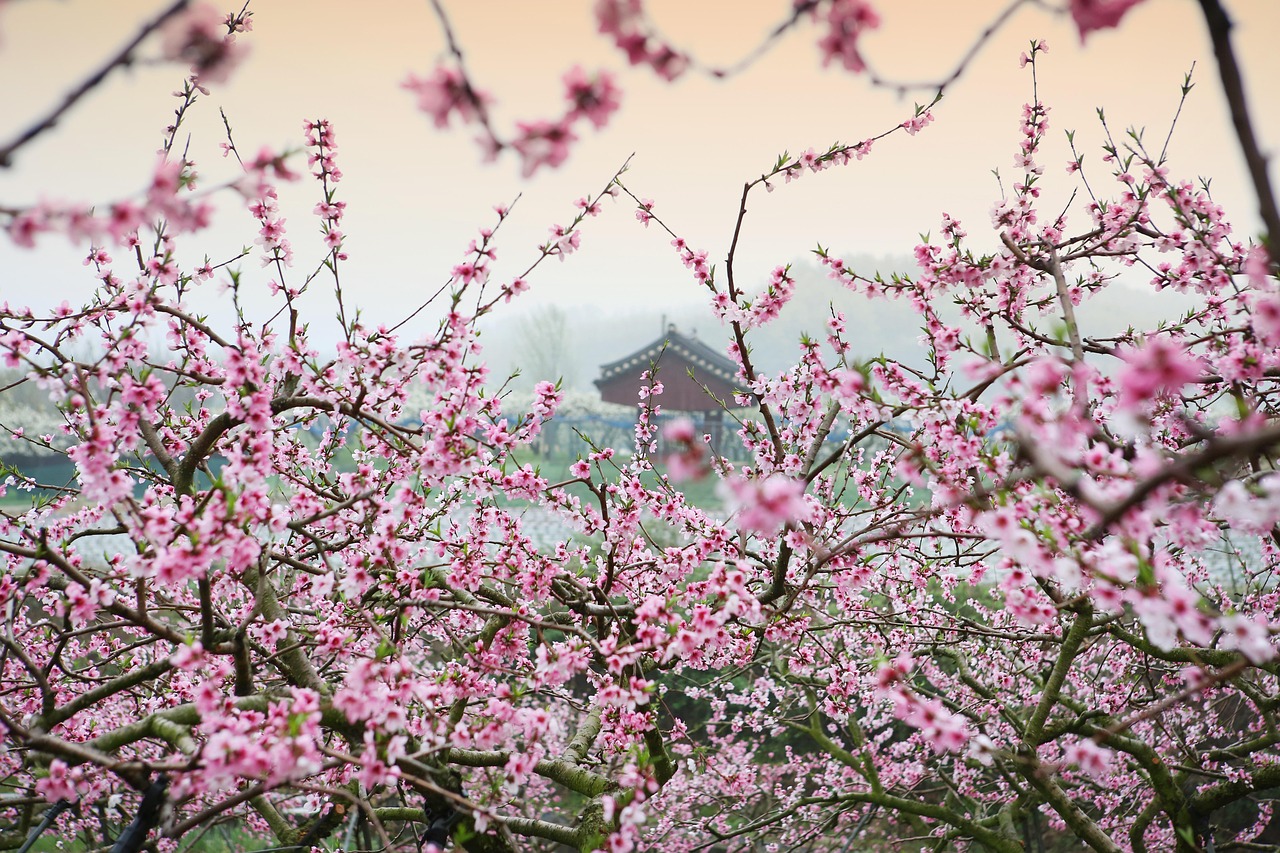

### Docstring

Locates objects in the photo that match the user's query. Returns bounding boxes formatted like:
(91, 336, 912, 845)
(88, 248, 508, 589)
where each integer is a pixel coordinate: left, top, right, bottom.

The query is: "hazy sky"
(1, 1, 1277, 352)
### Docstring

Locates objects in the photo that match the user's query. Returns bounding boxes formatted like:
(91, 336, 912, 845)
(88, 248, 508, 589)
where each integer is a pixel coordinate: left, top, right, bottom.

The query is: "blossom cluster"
(404, 62, 622, 177)
(6, 4, 1280, 853)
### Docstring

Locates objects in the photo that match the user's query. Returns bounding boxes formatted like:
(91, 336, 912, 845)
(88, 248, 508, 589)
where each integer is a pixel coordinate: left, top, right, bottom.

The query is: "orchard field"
(1, 2, 1279, 851)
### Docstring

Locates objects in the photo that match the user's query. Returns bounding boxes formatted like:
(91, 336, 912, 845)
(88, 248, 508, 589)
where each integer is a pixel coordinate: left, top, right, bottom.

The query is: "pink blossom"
(816, 0, 880, 73)
(563, 65, 622, 129)
(512, 120, 577, 177)
(35, 760, 83, 803)
(7, 208, 49, 247)
(503, 277, 529, 302)
(663, 417, 709, 482)
(160, 2, 248, 85)
(635, 198, 654, 227)
(1064, 739, 1115, 780)
(1069, 0, 1147, 42)
(722, 474, 812, 535)
(1250, 291, 1280, 346)
(505, 748, 539, 786)
(901, 110, 934, 136)
(402, 65, 490, 129)
(595, 0, 687, 80)
(248, 146, 300, 181)
(531, 380, 563, 420)
(1220, 613, 1276, 664)
(1244, 244, 1272, 288)
(63, 578, 115, 627)
(224, 9, 252, 33)
(6, 24, 1280, 850)
(452, 261, 482, 283)
(663, 417, 696, 445)
(549, 225, 581, 259)
(907, 698, 972, 754)
(1115, 337, 1201, 412)
(171, 641, 206, 671)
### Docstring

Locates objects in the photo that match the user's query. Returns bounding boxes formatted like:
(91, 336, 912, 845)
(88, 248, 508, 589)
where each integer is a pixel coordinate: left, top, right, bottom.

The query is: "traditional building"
(595, 324, 743, 451)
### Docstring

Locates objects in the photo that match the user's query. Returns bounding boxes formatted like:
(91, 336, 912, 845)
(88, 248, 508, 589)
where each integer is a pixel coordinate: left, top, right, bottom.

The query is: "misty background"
(481, 253, 1204, 395)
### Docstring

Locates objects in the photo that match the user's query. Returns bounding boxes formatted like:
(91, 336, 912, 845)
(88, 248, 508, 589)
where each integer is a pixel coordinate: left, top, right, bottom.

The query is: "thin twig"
(0, 0, 192, 168)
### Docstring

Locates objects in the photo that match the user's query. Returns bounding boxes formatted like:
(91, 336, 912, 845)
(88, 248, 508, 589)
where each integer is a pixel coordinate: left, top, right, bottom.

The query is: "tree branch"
(0, 1, 192, 168)
(1196, 0, 1280, 249)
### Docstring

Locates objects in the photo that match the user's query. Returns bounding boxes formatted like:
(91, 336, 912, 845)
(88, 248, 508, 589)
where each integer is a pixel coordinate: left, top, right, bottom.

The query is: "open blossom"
(512, 120, 577, 177)
(549, 225, 581, 259)
(503, 277, 529, 302)
(901, 110, 934, 136)
(635, 198, 655, 227)
(563, 65, 622, 129)
(663, 417, 709, 482)
(531, 380, 563, 420)
(874, 657, 970, 754)
(1114, 337, 1201, 412)
(452, 260, 485, 284)
(1214, 477, 1280, 535)
(8, 13, 1280, 851)
(1070, 0, 1147, 41)
(722, 474, 812, 535)
(1220, 613, 1277, 664)
(35, 760, 85, 803)
(1250, 290, 1280, 346)
(7, 207, 50, 247)
(1064, 739, 1115, 781)
(63, 578, 115, 627)
(171, 641, 206, 671)
(1244, 244, 1273, 288)
(595, 0, 688, 81)
(816, 0, 880, 73)
(402, 65, 490, 129)
(1019, 40, 1049, 67)
(907, 698, 971, 754)
(664, 417, 695, 444)
(160, 2, 248, 85)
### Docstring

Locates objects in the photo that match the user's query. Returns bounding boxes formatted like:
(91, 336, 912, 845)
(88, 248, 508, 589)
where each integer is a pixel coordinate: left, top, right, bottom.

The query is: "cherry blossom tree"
(1, 2, 1279, 852)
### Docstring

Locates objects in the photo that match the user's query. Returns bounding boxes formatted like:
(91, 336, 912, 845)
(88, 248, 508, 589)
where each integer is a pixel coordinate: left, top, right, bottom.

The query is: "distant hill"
(480, 252, 1205, 393)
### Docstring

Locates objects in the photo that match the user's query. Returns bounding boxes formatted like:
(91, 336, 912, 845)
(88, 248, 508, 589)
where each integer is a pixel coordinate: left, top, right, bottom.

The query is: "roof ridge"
(597, 326, 737, 383)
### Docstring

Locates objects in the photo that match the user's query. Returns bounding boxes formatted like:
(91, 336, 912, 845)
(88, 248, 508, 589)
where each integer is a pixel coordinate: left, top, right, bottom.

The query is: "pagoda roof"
(596, 325, 738, 386)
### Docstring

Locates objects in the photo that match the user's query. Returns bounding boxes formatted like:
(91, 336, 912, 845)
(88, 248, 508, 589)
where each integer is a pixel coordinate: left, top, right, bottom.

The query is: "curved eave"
(597, 339, 737, 385)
